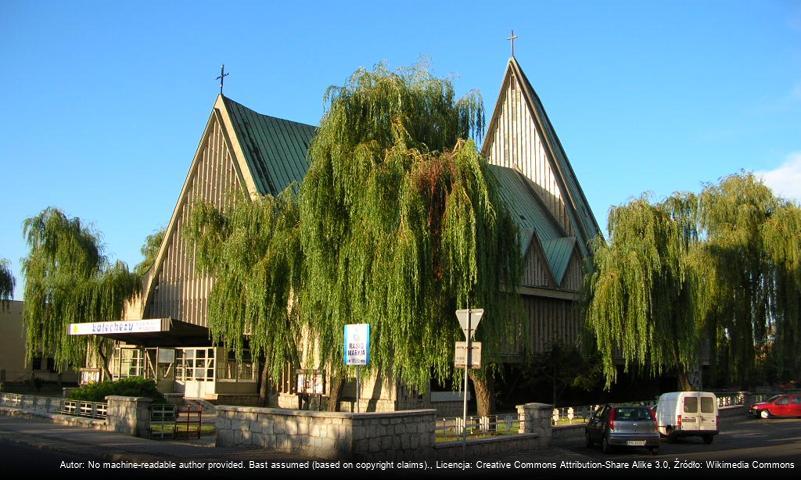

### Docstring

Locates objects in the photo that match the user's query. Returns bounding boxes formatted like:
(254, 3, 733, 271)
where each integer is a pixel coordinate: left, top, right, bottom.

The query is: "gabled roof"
(489, 164, 576, 285)
(137, 96, 317, 319)
(483, 57, 602, 257)
(222, 96, 317, 195)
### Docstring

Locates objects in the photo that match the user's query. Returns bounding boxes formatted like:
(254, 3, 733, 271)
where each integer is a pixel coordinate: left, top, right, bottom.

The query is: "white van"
(655, 391, 718, 444)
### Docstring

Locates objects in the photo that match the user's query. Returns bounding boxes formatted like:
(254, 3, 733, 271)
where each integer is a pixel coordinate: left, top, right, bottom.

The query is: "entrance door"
(174, 348, 215, 399)
(144, 348, 158, 380)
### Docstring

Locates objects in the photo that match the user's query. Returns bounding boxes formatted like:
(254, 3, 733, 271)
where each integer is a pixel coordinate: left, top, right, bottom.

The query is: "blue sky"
(1, 0, 800, 300)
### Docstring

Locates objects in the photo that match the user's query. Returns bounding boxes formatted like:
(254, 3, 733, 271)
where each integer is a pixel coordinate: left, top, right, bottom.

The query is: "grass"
(435, 421, 520, 443)
(150, 422, 215, 436)
(553, 417, 589, 426)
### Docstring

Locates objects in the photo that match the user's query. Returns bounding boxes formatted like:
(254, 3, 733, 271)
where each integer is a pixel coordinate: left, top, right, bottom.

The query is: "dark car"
(749, 394, 801, 419)
(585, 404, 660, 454)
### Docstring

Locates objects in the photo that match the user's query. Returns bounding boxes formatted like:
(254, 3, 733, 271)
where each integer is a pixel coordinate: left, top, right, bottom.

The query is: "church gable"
(143, 107, 247, 327)
(483, 58, 601, 258)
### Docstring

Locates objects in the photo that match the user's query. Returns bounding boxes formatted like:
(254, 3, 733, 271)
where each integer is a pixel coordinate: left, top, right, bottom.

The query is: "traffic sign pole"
(454, 306, 483, 449)
(462, 303, 470, 446)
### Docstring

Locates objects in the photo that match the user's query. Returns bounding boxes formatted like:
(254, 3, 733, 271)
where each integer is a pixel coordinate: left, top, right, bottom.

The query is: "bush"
(68, 377, 167, 404)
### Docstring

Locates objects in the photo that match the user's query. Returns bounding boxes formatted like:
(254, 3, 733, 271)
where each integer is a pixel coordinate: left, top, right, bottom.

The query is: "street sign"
(455, 308, 484, 339)
(454, 341, 482, 369)
(344, 323, 370, 366)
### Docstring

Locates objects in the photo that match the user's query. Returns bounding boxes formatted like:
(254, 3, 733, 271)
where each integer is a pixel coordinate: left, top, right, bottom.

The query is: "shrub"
(68, 377, 167, 404)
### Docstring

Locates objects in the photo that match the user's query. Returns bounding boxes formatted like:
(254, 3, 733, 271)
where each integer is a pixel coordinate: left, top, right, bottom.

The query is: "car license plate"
(626, 440, 646, 446)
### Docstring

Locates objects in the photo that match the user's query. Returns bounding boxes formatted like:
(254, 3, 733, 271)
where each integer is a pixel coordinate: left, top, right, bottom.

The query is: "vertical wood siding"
(561, 250, 584, 292)
(485, 72, 573, 236)
(523, 296, 583, 355)
(145, 115, 242, 327)
(522, 244, 555, 289)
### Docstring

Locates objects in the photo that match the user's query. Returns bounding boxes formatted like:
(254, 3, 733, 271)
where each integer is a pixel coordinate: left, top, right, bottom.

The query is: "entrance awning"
(67, 318, 211, 347)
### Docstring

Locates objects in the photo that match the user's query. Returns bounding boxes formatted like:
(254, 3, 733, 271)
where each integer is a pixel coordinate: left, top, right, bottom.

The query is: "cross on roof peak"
(507, 30, 519, 58)
(216, 64, 229, 95)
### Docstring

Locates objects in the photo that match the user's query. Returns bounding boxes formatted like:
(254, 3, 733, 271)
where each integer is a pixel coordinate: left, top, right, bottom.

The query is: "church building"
(71, 57, 600, 410)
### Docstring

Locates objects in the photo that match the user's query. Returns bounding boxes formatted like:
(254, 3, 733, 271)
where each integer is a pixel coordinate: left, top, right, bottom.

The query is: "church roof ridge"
(220, 96, 317, 196)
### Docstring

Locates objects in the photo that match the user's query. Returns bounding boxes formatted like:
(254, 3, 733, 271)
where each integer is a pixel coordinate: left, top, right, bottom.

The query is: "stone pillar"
(516, 402, 552, 448)
(106, 396, 153, 436)
(742, 391, 756, 411)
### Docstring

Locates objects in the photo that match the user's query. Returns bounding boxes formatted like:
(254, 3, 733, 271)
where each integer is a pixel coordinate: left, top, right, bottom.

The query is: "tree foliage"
(185, 190, 303, 381)
(587, 194, 702, 388)
(0, 258, 14, 303)
(21, 208, 141, 371)
(300, 64, 522, 392)
(587, 172, 801, 388)
(135, 228, 166, 276)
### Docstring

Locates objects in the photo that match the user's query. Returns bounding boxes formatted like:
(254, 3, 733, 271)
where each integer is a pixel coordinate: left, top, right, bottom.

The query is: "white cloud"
(756, 152, 801, 202)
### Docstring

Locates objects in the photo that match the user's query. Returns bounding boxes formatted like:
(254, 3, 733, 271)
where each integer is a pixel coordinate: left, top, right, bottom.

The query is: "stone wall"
(434, 434, 541, 459)
(105, 396, 152, 436)
(0, 392, 63, 415)
(216, 404, 551, 459)
(551, 424, 585, 446)
(216, 406, 436, 459)
(517, 402, 552, 448)
(0, 392, 155, 437)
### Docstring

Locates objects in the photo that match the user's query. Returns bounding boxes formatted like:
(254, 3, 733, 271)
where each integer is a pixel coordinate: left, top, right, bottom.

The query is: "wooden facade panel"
(561, 250, 584, 292)
(522, 244, 554, 289)
(499, 295, 583, 357)
(146, 115, 243, 327)
(524, 296, 582, 355)
(485, 72, 573, 236)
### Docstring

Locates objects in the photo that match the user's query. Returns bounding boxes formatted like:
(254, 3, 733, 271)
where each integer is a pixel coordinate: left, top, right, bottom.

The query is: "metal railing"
(0, 393, 23, 407)
(435, 413, 520, 442)
(175, 405, 203, 439)
(60, 399, 107, 419)
(149, 404, 177, 439)
(148, 404, 203, 440)
(550, 392, 764, 426)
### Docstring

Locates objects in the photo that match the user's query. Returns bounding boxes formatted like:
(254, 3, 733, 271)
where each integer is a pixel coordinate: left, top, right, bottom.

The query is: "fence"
(435, 413, 519, 442)
(61, 399, 108, 419)
(149, 403, 177, 439)
(549, 391, 763, 426)
(148, 404, 203, 440)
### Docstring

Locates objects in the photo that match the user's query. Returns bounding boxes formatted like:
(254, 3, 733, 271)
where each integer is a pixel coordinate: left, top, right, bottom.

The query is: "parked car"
(749, 393, 801, 419)
(585, 404, 660, 454)
(656, 391, 718, 444)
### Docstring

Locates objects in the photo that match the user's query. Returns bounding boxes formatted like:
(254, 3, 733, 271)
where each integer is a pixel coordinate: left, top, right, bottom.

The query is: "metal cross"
(216, 64, 229, 95)
(507, 30, 518, 57)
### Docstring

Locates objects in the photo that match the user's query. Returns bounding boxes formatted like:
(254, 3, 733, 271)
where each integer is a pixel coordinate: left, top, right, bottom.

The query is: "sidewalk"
(0, 414, 591, 478)
(0, 415, 301, 463)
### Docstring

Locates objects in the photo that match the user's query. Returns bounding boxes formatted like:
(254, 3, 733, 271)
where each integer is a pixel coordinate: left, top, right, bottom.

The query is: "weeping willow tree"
(185, 189, 303, 405)
(762, 200, 801, 380)
(588, 172, 801, 389)
(587, 193, 704, 389)
(300, 64, 521, 415)
(699, 173, 801, 386)
(0, 258, 14, 304)
(21, 208, 141, 378)
(134, 228, 165, 276)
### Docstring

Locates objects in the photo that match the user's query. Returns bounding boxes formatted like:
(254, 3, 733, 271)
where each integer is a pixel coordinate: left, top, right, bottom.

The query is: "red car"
(749, 394, 801, 419)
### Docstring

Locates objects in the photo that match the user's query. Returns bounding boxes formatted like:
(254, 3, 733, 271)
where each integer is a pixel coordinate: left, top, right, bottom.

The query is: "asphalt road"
(0, 414, 798, 478)
(0, 439, 105, 474)
(565, 414, 801, 463)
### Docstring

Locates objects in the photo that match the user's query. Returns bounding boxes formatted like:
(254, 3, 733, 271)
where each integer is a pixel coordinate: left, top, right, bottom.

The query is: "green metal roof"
(221, 95, 577, 285)
(489, 164, 576, 285)
(223, 96, 317, 196)
(509, 58, 602, 249)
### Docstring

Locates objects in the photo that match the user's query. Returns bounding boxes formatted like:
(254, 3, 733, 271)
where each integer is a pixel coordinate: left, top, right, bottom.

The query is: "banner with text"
(344, 323, 370, 366)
